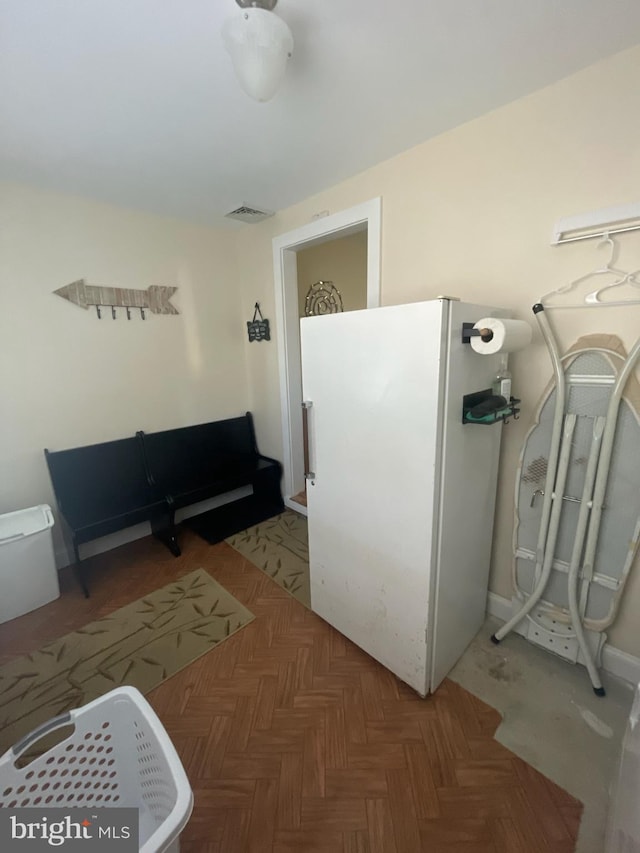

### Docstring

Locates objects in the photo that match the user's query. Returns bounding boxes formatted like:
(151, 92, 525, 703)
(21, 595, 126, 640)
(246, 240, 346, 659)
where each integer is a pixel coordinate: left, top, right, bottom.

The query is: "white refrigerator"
(300, 298, 511, 696)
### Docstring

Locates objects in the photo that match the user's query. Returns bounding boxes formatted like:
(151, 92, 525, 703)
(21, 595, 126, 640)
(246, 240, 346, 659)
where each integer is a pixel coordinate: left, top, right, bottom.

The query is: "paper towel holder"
(461, 322, 494, 345)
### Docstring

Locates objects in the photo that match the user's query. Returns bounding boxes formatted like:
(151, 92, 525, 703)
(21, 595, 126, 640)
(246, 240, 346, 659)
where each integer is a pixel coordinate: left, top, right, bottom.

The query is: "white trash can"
(0, 504, 60, 624)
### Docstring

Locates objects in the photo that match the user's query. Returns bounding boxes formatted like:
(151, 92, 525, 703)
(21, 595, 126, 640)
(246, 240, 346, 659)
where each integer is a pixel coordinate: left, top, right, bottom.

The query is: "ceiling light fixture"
(222, 0, 293, 103)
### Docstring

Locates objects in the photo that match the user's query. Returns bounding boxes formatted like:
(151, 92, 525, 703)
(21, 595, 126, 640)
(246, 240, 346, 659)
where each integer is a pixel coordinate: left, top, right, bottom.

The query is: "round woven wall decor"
(304, 280, 344, 316)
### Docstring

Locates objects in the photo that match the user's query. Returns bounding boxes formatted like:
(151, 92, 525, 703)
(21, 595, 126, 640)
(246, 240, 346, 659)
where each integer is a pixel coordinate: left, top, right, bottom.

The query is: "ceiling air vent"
(225, 204, 275, 224)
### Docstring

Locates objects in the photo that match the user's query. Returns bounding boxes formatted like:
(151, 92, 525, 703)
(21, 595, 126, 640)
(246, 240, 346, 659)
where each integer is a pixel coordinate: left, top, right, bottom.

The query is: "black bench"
(137, 412, 283, 546)
(44, 438, 176, 597)
(45, 413, 283, 596)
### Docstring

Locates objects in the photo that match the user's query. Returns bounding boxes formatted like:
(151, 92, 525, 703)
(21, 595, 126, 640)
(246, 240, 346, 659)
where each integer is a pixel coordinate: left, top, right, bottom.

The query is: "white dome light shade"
(222, 8, 293, 103)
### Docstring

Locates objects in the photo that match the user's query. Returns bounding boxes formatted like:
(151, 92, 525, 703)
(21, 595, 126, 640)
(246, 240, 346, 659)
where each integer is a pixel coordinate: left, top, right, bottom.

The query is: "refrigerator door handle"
(302, 401, 316, 480)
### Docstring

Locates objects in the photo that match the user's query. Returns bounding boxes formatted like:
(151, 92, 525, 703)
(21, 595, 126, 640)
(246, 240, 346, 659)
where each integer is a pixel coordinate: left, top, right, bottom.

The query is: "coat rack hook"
(111, 306, 117, 320)
(95, 305, 102, 319)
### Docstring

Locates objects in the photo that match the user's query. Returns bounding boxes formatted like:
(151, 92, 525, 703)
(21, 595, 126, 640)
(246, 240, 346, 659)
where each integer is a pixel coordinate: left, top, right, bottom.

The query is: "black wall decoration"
(247, 302, 271, 342)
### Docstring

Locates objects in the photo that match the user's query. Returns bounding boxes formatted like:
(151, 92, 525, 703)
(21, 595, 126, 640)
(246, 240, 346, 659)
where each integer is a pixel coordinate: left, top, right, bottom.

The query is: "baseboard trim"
(486, 591, 513, 623)
(486, 591, 640, 687)
(601, 645, 640, 687)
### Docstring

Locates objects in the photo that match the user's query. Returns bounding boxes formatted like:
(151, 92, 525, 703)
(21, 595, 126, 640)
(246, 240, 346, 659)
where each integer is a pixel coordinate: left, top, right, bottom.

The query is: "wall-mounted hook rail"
(552, 201, 640, 245)
(53, 279, 179, 318)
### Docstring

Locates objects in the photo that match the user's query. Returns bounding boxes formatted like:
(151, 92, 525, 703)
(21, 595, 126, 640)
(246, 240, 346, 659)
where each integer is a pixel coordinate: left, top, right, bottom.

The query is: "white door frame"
(273, 197, 382, 514)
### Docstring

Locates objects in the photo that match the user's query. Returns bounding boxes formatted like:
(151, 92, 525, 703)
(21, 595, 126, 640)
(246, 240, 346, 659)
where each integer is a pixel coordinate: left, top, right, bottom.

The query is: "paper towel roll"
(470, 317, 532, 355)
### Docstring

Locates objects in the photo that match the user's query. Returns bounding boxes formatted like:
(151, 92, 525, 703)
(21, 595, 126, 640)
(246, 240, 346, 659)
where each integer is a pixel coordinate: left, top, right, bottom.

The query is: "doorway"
(272, 198, 382, 514)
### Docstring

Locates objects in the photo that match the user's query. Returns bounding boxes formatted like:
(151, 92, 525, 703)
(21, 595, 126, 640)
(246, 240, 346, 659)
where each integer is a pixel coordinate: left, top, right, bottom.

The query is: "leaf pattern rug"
(0, 569, 253, 755)
(226, 510, 310, 609)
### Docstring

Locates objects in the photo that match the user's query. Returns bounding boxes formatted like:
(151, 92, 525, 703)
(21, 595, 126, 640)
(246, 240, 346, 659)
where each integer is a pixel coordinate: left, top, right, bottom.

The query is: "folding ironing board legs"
(580, 336, 640, 608)
(494, 300, 605, 694)
(492, 304, 567, 644)
(494, 303, 640, 696)
(567, 416, 606, 696)
(567, 340, 640, 694)
(493, 412, 576, 644)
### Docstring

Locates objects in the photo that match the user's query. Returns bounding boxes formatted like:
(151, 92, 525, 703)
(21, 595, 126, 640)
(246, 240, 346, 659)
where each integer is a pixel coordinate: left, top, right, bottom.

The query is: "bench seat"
(137, 413, 283, 545)
(44, 438, 175, 596)
(45, 413, 283, 596)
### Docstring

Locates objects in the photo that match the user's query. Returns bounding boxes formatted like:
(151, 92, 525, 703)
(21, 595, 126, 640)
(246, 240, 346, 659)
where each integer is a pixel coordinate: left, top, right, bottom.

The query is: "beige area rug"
(0, 569, 254, 755)
(226, 510, 311, 608)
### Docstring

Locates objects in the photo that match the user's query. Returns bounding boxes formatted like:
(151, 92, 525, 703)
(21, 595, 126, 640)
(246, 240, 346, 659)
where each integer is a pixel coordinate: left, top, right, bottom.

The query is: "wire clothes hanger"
(540, 233, 640, 308)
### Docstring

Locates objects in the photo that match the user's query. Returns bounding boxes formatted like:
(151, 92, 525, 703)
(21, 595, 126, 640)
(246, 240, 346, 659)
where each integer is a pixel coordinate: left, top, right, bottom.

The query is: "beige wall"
(5, 44, 639, 656)
(235, 44, 640, 656)
(0, 183, 249, 559)
(296, 231, 368, 317)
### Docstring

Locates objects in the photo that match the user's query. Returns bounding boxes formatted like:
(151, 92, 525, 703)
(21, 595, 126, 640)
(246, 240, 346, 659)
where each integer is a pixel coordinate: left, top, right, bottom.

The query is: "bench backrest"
(138, 413, 260, 495)
(45, 438, 163, 528)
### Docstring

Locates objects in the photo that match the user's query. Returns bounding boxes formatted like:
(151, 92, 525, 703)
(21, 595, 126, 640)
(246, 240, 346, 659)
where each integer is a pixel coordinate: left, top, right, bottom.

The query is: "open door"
(272, 198, 382, 514)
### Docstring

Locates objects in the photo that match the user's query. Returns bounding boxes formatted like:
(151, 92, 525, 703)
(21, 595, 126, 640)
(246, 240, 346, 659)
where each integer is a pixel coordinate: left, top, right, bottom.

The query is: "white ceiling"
(1, 1, 639, 226)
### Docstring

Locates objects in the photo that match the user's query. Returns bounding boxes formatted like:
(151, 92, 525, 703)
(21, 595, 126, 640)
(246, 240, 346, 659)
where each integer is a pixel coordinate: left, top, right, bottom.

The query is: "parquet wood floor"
(0, 529, 582, 852)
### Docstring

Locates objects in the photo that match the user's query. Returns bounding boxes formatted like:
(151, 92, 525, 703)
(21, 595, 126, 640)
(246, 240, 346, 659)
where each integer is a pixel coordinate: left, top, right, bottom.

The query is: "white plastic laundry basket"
(0, 687, 193, 853)
(0, 504, 59, 624)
